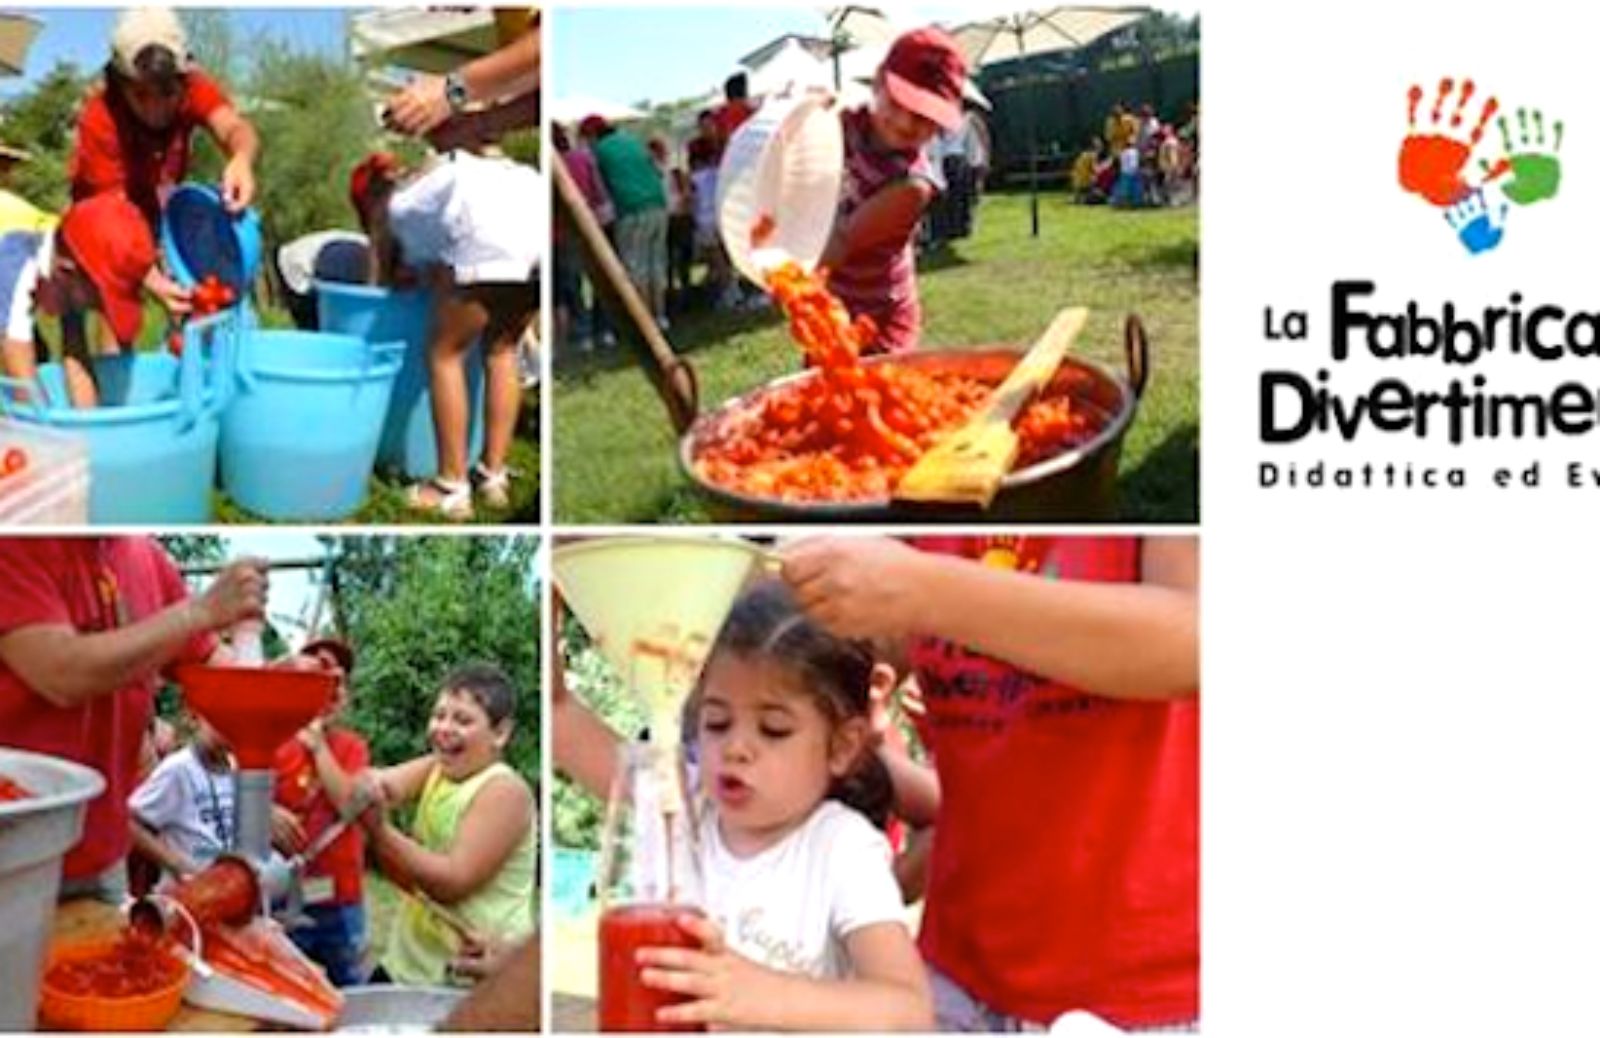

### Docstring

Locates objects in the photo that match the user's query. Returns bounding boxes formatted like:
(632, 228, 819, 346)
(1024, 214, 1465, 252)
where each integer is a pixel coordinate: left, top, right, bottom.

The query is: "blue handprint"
(1443, 187, 1508, 255)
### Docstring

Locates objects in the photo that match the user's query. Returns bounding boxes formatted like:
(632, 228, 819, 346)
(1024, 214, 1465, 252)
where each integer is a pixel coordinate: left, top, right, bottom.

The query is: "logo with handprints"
(1397, 78, 1563, 255)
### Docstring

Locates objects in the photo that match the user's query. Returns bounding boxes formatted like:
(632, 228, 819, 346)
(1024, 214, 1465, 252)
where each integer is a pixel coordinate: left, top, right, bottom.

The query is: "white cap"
(110, 7, 190, 79)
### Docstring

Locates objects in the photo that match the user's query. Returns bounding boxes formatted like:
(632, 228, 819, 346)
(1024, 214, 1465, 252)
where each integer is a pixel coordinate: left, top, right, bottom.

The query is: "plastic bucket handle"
(0, 374, 50, 423)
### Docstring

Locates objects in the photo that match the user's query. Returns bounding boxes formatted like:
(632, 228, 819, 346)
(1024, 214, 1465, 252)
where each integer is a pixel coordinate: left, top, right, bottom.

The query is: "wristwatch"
(444, 70, 470, 112)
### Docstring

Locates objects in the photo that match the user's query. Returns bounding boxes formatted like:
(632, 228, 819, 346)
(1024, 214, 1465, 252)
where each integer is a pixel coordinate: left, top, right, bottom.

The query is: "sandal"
(406, 477, 474, 521)
(472, 463, 514, 510)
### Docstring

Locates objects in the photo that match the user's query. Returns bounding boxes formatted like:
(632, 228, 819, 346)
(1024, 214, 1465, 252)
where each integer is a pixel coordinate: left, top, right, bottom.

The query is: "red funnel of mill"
(173, 665, 337, 769)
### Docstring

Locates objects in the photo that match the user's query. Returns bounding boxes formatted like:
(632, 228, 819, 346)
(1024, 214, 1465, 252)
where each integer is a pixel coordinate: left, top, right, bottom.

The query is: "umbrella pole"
(1019, 22, 1040, 238)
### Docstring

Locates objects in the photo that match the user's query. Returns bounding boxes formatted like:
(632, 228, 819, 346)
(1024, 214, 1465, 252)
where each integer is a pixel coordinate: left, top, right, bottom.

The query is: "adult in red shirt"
(712, 72, 755, 145)
(272, 636, 371, 987)
(68, 7, 260, 316)
(0, 539, 266, 903)
(782, 535, 1199, 1031)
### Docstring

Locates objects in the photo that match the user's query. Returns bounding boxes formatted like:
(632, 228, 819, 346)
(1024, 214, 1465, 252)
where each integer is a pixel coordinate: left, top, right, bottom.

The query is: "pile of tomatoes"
(168, 275, 238, 355)
(44, 934, 185, 998)
(0, 774, 32, 801)
(692, 262, 1105, 502)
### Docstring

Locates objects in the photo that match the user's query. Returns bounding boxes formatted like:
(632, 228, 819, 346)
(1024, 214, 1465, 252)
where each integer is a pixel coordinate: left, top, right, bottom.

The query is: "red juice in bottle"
(598, 903, 704, 1032)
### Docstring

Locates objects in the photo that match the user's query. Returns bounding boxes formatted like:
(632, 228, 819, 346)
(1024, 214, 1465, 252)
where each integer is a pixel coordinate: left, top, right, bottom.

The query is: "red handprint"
(1397, 78, 1499, 207)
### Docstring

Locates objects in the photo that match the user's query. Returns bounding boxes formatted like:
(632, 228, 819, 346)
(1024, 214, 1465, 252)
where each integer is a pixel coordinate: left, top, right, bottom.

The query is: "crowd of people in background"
(550, 43, 1198, 362)
(1071, 100, 1199, 209)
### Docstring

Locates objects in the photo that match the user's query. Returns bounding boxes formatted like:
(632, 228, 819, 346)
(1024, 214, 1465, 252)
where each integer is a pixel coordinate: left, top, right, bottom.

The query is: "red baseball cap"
(349, 152, 400, 213)
(578, 115, 609, 138)
(57, 193, 155, 347)
(880, 27, 968, 132)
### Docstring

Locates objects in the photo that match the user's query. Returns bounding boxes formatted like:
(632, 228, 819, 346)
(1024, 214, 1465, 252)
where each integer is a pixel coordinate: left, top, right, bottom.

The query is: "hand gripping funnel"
(552, 538, 770, 716)
(173, 665, 337, 770)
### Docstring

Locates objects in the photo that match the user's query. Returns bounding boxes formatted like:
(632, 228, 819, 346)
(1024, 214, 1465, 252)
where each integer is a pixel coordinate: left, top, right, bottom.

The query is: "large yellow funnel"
(552, 537, 771, 718)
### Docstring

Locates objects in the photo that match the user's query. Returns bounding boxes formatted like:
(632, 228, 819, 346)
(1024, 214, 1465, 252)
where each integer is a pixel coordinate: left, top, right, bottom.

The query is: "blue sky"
(551, 4, 1196, 109)
(2, 7, 350, 98)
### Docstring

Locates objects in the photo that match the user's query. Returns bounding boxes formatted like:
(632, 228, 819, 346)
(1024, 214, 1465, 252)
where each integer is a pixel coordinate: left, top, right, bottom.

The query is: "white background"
(1205, 0, 1600, 1034)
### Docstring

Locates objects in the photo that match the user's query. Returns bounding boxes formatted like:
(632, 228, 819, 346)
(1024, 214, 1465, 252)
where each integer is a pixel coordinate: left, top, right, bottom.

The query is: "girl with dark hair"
(554, 580, 932, 1031)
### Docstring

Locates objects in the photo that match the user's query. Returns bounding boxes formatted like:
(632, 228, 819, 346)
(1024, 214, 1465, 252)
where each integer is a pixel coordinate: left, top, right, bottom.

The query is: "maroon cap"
(880, 27, 967, 132)
(301, 637, 355, 675)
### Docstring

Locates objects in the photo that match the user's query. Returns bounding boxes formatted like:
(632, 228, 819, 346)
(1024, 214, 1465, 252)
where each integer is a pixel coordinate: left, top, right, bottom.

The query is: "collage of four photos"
(0, 3, 1199, 1034)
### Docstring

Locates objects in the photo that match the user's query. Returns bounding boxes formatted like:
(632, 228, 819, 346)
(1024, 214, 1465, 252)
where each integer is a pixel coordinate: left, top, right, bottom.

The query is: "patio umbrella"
(950, 5, 1150, 236)
(824, 6, 895, 89)
(0, 11, 42, 77)
(350, 7, 498, 75)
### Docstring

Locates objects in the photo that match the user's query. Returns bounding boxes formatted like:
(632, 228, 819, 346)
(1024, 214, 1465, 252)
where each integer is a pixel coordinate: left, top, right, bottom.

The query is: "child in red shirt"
(822, 28, 966, 355)
(273, 638, 371, 986)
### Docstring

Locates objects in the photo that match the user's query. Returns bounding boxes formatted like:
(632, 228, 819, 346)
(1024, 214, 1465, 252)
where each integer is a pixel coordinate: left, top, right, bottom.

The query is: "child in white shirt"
(351, 149, 541, 520)
(129, 714, 236, 882)
(557, 580, 930, 1031)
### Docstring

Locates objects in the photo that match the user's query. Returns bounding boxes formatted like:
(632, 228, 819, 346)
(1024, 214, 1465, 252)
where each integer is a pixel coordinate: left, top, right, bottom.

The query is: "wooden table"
(51, 900, 259, 1032)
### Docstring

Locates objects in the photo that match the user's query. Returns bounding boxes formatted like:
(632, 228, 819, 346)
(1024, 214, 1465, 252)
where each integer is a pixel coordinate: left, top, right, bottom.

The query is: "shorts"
(456, 281, 537, 351)
(613, 208, 668, 290)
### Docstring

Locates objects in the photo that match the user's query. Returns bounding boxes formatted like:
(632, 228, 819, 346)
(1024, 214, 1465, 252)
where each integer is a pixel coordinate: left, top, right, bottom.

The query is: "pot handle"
(1123, 315, 1150, 400)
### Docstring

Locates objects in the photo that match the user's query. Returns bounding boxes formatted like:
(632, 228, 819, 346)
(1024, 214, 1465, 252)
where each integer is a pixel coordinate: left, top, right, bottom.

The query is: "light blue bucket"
(0, 314, 237, 524)
(314, 281, 484, 480)
(219, 331, 403, 521)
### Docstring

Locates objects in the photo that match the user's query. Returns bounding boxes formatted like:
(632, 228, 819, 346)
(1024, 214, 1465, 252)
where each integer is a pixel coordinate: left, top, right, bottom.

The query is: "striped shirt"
(828, 106, 939, 354)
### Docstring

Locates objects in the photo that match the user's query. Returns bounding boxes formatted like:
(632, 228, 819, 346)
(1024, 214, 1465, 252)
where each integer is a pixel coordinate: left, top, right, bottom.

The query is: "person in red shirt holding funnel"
(821, 28, 967, 355)
(69, 7, 260, 317)
(780, 535, 1199, 1031)
(1, 192, 164, 408)
(0, 539, 265, 905)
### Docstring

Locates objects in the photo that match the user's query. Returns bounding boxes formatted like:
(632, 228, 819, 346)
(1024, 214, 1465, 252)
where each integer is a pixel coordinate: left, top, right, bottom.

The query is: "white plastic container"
(0, 749, 107, 1031)
(716, 92, 845, 286)
(0, 418, 90, 526)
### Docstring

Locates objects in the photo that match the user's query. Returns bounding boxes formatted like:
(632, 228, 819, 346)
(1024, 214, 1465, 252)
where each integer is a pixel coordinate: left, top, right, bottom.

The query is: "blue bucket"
(314, 281, 484, 480)
(0, 315, 237, 524)
(220, 331, 403, 521)
(160, 184, 263, 296)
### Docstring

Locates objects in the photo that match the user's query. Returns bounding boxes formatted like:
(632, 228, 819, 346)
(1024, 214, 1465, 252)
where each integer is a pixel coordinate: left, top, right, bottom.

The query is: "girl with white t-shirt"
(554, 580, 932, 1031)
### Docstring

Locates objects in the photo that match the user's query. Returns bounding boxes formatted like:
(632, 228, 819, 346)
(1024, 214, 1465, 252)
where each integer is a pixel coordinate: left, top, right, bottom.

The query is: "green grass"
(553, 191, 1198, 523)
(34, 302, 540, 525)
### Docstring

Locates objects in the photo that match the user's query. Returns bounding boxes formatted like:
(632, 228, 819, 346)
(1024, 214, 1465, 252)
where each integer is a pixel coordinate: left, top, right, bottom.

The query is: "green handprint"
(1483, 107, 1563, 205)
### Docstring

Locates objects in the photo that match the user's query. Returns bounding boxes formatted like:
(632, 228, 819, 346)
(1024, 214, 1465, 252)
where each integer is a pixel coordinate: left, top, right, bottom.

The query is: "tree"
(155, 535, 227, 567)
(330, 536, 540, 783)
(240, 35, 380, 254)
(0, 61, 88, 211)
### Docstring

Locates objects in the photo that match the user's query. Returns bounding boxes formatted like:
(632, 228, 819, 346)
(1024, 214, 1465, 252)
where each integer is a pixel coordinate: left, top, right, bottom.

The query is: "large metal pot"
(680, 316, 1150, 522)
(334, 984, 466, 1033)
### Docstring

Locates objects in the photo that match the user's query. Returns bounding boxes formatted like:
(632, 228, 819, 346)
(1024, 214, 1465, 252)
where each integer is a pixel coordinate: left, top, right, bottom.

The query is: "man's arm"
(0, 557, 263, 708)
(438, 934, 539, 1032)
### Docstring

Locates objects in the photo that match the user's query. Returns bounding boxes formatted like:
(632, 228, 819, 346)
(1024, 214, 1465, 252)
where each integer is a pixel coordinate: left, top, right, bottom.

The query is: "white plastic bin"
(0, 418, 90, 526)
(0, 749, 106, 1031)
(717, 93, 844, 285)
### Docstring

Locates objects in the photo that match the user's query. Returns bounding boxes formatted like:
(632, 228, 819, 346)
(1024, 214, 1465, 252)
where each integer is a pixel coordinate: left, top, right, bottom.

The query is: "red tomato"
(2, 447, 27, 477)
